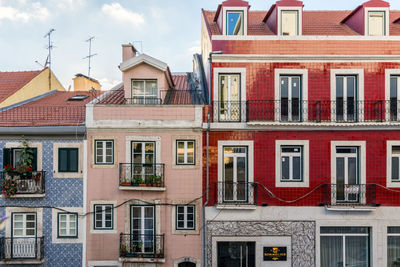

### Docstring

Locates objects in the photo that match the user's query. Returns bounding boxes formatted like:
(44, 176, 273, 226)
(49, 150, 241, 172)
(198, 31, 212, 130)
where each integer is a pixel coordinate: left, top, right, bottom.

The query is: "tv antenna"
(83, 36, 97, 78)
(44, 29, 55, 90)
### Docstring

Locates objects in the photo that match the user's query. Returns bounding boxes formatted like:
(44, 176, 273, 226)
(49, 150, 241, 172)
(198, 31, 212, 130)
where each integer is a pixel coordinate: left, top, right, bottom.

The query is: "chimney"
(122, 44, 138, 62)
(73, 73, 101, 91)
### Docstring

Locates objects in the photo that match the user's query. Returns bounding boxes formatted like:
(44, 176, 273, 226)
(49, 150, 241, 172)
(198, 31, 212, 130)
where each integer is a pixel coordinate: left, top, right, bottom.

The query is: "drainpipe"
(202, 112, 211, 267)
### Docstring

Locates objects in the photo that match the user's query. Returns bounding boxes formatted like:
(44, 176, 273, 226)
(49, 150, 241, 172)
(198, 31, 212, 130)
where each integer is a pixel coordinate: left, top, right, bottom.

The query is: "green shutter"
(69, 149, 78, 172)
(2, 148, 11, 167)
(31, 148, 38, 171)
(59, 148, 79, 172)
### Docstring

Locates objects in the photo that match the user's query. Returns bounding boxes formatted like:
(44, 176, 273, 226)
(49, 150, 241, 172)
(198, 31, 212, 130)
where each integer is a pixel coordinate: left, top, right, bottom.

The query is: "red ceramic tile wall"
(203, 130, 400, 207)
(211, 61, 400, 102)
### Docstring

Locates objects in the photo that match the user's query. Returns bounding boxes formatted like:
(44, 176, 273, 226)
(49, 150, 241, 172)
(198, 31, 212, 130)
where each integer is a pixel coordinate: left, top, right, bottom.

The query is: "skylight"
(68, 95, 89, 101)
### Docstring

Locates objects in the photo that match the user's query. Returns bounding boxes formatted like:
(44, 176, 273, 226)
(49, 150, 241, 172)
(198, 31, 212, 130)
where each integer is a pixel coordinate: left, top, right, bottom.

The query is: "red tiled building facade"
(201, 0, 400, 266)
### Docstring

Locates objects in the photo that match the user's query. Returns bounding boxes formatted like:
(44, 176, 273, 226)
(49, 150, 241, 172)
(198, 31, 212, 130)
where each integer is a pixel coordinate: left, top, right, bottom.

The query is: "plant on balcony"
(133, 176, 143, 186)
(120, 174, 131, 186)
(16, 136, 34, 179)
(154, 175, 162, 187)
(3, 164, 15, 176)
(2, 178, 17, 198)
(120, 244, 127, 257)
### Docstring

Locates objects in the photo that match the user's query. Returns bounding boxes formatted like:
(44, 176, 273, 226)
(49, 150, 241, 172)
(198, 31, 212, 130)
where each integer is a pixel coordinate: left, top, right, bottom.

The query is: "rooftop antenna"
(132, 41, 143, 54)
(83, 36, 97, 79)
(44, 29, 55, 91)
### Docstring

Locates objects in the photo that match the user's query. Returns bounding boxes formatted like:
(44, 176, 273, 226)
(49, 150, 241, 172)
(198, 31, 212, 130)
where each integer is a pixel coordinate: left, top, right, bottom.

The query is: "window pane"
(132, 81, 144, 96)
(293, 156, 301, 180)
(391, 77, 398, 99)
(59, 149, 68, 171)
(69, 149, 78, 172)
(388, 236, 400, 267)
(345, 236, 369, 267)
(146, 80, 157, 97)
(320, 236, 343, 267)
(281, 156, 289, 180)
(393, 157, 399, 180)
(369, 11, 384, 36)
(281, 11, 298, 36)
(226, 11, 244, 35)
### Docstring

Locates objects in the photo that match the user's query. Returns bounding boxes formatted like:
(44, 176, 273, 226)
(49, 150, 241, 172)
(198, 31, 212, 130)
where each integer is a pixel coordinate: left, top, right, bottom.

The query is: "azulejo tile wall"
(0, 139, 84, 267)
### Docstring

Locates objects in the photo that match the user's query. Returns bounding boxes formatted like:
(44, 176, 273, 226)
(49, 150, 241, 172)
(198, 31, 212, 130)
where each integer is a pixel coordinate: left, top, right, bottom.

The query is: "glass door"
(131, 206, 155, 255)
(280, 76, 301, 122)
(12, 213, 36, 259)
(219, 74, 241, 122)
(131, 142, 155, 184)
(336, 147, 359, 203)
(223, 147, 247, 202)
(390, 76, 400, 121)
(336, 76, 357, 122)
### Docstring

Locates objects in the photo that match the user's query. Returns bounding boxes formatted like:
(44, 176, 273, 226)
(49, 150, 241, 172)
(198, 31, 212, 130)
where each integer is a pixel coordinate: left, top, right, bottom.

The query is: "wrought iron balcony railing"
(119, 163, 165, 188)
(211, 100, 400, 123)
(214, 182, 257, 206)
(0, 237, 44, 260)
(119, 234, 164, 258)
(0, 171, 46, 195)
(323, 184, 376, 206)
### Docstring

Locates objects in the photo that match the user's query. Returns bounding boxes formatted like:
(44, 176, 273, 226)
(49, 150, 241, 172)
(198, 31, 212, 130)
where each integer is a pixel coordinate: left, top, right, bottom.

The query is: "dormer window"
(281, 10, 299, 36)
(131, 79, 158, 105)
(226, 11, 244, 35)
(368, 11, 385, 36)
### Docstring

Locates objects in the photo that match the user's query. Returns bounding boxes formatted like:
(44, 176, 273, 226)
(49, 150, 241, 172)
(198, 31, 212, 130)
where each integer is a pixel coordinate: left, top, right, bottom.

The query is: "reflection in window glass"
(368, 11, 385, 36)
(226, 11, 244, 35)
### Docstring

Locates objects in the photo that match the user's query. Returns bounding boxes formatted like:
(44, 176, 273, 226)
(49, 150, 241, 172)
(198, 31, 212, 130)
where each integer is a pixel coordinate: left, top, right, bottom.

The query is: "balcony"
(214, 182, 257, 208)
(119, 234, 164, 262)
(211, 100, 400, 124)
(323, 184, 377, 211)
(0, 171, 46, 197)
(119, 163, 165, 191)
(0, 237, 44, 262)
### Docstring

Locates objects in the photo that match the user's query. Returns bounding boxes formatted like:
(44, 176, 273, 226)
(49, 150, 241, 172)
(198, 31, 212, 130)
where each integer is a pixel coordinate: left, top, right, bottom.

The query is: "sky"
(1, 0, 400, 90)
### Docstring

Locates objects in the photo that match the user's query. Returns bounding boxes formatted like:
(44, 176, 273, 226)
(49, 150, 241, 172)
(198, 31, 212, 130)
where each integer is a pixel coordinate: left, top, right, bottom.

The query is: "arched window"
(178, 262, 196, 267)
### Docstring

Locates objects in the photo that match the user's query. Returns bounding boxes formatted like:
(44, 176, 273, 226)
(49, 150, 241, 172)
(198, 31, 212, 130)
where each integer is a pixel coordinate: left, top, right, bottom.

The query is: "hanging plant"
(2, 178, 17, 198)
(17, 136, 34, 179)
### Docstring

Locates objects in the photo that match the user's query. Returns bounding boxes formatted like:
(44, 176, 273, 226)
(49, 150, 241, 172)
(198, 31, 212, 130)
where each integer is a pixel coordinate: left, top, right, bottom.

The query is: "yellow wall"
(73, 77, 101, 91)
(0, 68, 65, 108)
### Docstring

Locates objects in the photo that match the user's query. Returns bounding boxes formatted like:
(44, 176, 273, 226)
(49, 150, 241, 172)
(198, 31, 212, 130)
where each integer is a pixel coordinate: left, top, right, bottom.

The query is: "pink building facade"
(85, 45, 203, 267)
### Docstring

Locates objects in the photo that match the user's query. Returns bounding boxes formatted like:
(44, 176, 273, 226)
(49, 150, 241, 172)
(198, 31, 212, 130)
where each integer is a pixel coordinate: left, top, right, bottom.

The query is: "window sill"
(119, 186, 166, 192)
(216, 204, 257, 210)
(2, 193, 45, 198)
(119, 257, 165, 263)
(0, 259, 45, 265)
(325, 205, 377, 212)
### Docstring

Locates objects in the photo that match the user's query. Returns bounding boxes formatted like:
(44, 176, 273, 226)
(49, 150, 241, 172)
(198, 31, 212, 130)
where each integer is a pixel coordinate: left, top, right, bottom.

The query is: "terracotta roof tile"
(203, 10, 400, 36)
(0, 90, 102, 127)
(0, 69, 44, 103)
(172, 74, 189, 91)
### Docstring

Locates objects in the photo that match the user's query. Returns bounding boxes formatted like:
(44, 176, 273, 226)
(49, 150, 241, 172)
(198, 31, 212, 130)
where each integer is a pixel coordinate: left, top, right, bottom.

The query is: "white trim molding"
(174, 257, 201, 267)
(275, 140, 310, 188)
(125, 136, 161, 163)
(51, 207, 84, 244)
(88, 261, 121, 267)
(217, 140, 254, 183)
(277, 6, 303, 36)
(364, 7, 390, 37)
(53, 142, 84, 178)
(274, 69, 308, 122)
(5, 207, 43, 238)
(330, 69, 365, 122)
(387, 141, 400, 188)
(213, 67, 247, 122)
(222, 6, 248, 36)
(89, 200, 118, 234)
(385, 69, 400, 121)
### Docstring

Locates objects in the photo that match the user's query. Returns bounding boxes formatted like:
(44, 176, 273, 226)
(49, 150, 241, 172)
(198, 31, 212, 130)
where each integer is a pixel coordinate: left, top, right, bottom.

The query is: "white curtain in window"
(388, 236, 400, 267)
(321, 236, 343, 267)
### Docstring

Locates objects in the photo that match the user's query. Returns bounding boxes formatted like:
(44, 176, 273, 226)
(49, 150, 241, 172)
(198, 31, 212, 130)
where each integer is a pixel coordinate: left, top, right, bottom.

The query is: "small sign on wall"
(263, 247, 287, 261)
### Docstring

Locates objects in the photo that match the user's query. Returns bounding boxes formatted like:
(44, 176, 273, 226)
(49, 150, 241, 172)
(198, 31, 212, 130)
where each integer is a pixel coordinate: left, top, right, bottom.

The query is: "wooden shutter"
(2, 148, 11, 167)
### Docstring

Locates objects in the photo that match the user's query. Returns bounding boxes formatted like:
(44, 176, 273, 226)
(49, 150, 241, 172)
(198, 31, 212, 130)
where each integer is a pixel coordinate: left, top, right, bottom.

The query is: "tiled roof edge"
(0, 90, 58, 112)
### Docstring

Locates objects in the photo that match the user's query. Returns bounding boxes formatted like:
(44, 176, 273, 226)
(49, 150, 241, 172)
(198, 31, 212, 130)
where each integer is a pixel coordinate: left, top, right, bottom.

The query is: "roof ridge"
(0, 69, 44, 73)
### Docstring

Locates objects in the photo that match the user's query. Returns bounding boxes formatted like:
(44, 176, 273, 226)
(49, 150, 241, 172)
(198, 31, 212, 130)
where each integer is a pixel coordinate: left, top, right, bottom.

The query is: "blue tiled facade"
(0, 139, 84, 267)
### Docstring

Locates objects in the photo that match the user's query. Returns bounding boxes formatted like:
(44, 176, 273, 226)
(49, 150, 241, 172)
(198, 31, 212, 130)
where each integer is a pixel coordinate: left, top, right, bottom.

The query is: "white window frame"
(385, 69, 400, 122)
(213, 68, 247, 123)
(131, 79, 158, 100)
(125, 136, 161, 164)
(94, 204, 113, 230)
(330, 69, 364, 122)
(12, 213, 36, 237)
(57, 212, 78, 238)
(387, 141, 400, 188)
(95, 140, 114, 165)
(365, 7, 389, 36)
(274, 69, 308, 122)
(176, 205, 195, 230)
(275, 140, 309, 188)
(277, 6, 302, 36)
(222, 6, 248, 36)
(176, 140, 195, 165)
(52, 207, 83, 243)
(53, 142, 83, 178)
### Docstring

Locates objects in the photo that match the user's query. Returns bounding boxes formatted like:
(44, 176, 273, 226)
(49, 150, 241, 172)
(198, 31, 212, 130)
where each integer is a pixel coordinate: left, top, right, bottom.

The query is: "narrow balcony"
(211, 100, 400, 124)
(119, 163, 165, 191)
(323, 184, 377, 211)
(119, 234, 164, 261)
(214, 182, 257, 208)
(0, 237, 44, 263)
(0, 171, 46, 197)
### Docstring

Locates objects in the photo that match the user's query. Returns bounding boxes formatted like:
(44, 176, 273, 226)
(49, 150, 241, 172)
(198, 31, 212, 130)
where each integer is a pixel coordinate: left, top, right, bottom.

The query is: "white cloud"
(50, 0, 85, 11)
(101, 3, 145, 28)
(188, 46, 201, 55)
(98, 78, 121, 91)
(0, 1, 49, 23)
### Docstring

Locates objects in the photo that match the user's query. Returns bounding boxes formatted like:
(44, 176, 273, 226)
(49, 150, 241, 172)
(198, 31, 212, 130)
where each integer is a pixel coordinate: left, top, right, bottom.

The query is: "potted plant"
(154, 176, 162, 187)
(146, 175, 154, 187)
(136, 241, 143, 257)
(120, 244, 127, 257)
(17, 136, 34, 179)
(132, 176, 141, 186)
(158, 249, 164, 258)
(138, 177, 146, 187)
(3, 164, 15, 176)
(120, 174, 131, 186)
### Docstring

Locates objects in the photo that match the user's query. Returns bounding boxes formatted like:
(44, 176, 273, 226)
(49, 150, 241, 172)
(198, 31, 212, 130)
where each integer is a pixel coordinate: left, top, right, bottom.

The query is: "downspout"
(202, 112, 210, 267)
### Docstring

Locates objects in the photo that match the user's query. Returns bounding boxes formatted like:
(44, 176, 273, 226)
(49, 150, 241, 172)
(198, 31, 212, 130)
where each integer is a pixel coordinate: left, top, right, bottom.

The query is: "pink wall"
(122, 64, 169, 99)
(86, 129, 203, 265)
(93, 105, 196, 121)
